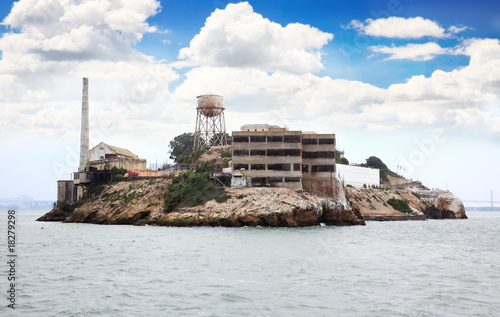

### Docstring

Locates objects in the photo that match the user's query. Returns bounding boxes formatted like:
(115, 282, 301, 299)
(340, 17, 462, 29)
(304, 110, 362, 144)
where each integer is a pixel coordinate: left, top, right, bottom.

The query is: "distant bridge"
(461, 190, 498, 207)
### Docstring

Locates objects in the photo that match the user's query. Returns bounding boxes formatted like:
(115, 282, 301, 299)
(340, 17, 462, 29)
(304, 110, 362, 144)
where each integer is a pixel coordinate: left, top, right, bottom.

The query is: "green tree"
(169, 133, 195, 162)
(363, 156, 388, 169)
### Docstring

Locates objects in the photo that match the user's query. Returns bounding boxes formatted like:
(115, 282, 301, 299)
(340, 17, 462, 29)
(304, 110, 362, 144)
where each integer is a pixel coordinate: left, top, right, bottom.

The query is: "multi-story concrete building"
(232, 125, 337, 197)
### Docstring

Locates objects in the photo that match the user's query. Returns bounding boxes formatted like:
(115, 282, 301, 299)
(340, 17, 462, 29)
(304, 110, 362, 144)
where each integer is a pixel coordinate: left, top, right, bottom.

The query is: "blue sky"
(0, 0, 499, 204)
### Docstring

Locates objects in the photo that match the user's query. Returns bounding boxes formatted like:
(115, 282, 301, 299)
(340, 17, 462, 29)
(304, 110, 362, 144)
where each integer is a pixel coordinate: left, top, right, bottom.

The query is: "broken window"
(302, 138, 317, 145)
(318, 138, 335, 145)
(250, 135, 266, 142)
(284, 149, 301, 156)
(250, 149, 266, 156)
(267, 163, 290, 171)
(267, 135, 283, 142)
(252, 177, 267, 184)
(267, 149, 284, 156)
(284, 135, 301, 143)
(233, 135, 249, 143)
(318, 165, 335, 172)
(251, 164, 265, 170)
(233, 149, 249, 156)
(234, 164, 249, 170)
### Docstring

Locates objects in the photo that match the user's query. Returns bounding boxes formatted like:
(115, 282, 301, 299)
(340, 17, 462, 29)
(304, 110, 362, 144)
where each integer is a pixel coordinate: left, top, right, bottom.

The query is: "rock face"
(427, 193, 467, 219)
(149, 187, 364, 227)
(345, 187, 467, 220)
(38, 179, 365, 227)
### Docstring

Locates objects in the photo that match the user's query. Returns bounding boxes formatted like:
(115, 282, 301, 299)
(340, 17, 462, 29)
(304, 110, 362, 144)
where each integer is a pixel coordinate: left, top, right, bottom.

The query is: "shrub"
(164, 162, 228, 212)
(111, 166, 127, 182)
(387, 198, 412, 213)
(221, 151, 232, 158)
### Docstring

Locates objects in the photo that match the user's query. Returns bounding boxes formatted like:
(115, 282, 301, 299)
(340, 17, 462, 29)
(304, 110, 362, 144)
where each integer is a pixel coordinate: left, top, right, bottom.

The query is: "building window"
(267, 163, 291, 171)
(285, 177, 301, 182)
(293, 163, 301, 171)
(233, 149, 249, 156)
(252, 177, 267, 184)
(284, 149, 301, 156)
(318, 165, 335, 172)
(302, 165, 309, 173)
(302, 138, 317, 145)
(268, 177, 283, 183)
(267, 135, 283, 142)
(284, 135, 301, 143)
(267, 149, 284, 156)
(302, 151, 335, 159)
(249, 135, 266, 142)
(311, 165, 318, 172)
(250, 149, 266, 156)
(319, 138, 335, 145)
(234, 164, 249, 170)
(233, 135, 249, 143)
(251, 164, 265, 170)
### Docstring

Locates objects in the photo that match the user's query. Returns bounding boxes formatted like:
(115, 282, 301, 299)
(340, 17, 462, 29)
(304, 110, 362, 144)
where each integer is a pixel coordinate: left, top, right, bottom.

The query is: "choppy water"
(1, 210, 499, 316)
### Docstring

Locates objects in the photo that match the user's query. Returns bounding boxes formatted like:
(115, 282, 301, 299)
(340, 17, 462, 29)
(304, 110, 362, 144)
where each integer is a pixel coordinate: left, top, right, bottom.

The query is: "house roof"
(90, 142, 139, 158)
(106, 144, 138, 158)
(232, 169, 247, 177)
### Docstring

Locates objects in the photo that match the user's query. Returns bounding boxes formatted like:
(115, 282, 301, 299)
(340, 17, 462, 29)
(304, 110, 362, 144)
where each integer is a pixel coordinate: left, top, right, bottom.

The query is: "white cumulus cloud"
(348, 16, 465, 39)
(370, 42, 449, 61)
(177, 2, 333, 74)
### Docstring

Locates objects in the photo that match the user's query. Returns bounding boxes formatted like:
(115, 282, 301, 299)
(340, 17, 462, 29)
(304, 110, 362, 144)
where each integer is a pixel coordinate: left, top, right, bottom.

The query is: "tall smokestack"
(79, 77, 89, 172)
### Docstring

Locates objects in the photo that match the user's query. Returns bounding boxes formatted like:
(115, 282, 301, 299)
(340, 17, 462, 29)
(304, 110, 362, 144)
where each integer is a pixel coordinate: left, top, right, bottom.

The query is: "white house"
(231, 169, 248, 187)
(88, 142, 146, 171)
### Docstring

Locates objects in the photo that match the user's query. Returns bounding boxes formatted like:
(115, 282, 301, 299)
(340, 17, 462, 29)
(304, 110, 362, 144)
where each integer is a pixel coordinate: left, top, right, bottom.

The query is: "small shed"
(231, 169, 248, 187)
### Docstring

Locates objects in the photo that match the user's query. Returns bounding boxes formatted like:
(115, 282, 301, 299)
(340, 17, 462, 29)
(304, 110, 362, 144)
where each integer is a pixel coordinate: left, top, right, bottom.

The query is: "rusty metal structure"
(194, 94, 227, 150)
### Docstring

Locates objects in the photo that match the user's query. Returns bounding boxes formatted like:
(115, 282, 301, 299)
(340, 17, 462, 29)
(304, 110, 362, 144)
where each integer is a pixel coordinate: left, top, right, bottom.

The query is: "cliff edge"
(38, 178, 365, 227)
(345, 187, 467, 221)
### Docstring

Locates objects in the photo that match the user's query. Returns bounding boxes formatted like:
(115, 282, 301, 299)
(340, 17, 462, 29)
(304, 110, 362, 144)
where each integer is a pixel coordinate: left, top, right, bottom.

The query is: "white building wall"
(89, 142, 114, 161)
(336, 164, 380, 188)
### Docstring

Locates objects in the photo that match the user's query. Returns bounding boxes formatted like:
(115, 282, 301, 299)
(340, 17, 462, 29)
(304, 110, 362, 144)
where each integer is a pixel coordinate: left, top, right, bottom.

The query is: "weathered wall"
(232, 130, 302, 190)
(301, 133, 337, 198)
(57, 180, 76, 204)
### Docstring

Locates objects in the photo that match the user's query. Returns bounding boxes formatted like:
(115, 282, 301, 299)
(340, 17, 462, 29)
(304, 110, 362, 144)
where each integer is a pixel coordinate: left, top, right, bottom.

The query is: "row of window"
(234, 163, 301, 171)
(233, 163, 335, 173)
(302, 151, 335, 159)
(233, 135, 302, 143)
(302, 138, 335, 145)
(233, 135, 335, 145)
(233, 149, 335, 159)
(303, 165, 335, 172)
(233, 149, 301, 156)
(251, 177, 301, 184)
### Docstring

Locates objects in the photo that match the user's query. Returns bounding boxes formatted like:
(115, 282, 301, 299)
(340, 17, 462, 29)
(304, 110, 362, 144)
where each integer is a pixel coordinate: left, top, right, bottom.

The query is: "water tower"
(193, 94, 227, 150)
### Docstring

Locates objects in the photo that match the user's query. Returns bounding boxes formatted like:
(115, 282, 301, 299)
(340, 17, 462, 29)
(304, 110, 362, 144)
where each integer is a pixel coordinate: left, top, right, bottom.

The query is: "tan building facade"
(232, 127, 337, 197)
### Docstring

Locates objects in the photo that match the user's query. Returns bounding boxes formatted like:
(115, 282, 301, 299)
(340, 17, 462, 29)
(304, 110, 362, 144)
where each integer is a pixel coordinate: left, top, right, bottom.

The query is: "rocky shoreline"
(346, 187, 467, 220)
(38, 178, 466, 227)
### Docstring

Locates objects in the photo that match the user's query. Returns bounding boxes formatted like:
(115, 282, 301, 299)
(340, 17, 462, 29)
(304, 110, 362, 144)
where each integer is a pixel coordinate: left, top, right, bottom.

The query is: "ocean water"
(1, 210, 499, 317)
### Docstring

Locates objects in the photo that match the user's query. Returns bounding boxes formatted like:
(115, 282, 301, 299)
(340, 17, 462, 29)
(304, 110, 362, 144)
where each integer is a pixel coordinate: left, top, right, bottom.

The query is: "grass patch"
(387, 198, 412, 213)
(59, 201, 81, 213)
